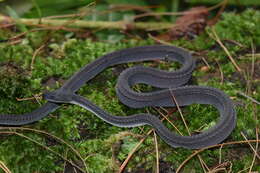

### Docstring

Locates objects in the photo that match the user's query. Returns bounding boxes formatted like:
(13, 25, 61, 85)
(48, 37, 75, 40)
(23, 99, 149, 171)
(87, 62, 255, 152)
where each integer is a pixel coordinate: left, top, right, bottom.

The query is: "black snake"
(0, 45, 236, 149)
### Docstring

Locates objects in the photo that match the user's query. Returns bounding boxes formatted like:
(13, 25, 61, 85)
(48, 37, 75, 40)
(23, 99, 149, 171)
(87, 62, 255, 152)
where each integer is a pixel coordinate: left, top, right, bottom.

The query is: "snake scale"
(0, 45, 236, 149)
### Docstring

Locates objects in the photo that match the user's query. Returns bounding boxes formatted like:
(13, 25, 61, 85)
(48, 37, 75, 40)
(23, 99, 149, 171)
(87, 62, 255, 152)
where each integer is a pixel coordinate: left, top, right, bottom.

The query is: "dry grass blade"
(0, 15, 173, 31)
(153, 130, 160, 173)
(148, 33, 173, 45)
(240, 132, 260, 160)
(249, 128, 259, 172)
(30, 44, 45, 70)
(218, 144, 224, 164)
(0, 161, 12, 173)
(201, 57, 211, 69)
(247, 41, 256, 94)
(169, 89, 191, 135)
(16, 93, 42, 101)
(215, 60, 224, 84)
(176, 139, 260, 173)
(154, 107, 183, 136)
(237, 92, 260, 105)
(209, 28, 241, 72)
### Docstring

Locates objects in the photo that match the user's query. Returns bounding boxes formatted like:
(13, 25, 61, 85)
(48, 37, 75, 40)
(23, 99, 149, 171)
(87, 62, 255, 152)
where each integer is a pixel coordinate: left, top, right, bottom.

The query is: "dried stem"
(0, 16, 173, 31)
(153, 130, 160, 173)
(209, 28, 241, 72)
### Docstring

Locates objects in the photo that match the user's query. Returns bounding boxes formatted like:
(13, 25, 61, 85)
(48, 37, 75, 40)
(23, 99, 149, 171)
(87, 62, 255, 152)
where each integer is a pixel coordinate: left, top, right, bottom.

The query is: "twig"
(201, 57, 211, 69)
(237, 92, 260, 105)
(209, 28, 241, 72)
(237, 167, 250, 173)
(218, 144, 224, 164)
(0, 161, 12, 173)
(0, 16, 173, 31)
(166, 92, 185, 132)
(30, 44, 45, 70)
(176, 139, 260, 173)
(16, 93, 42, 101)
(169, 89, 191, 135)
(63, 149, 69, 173)
(153, 107, 183, 136)
(148, 34, 172, 45)
(249, 128, 259, 173)
(244, 53, 260, 59)
(153, 130, 159, 173)
(248, 41, 256, 94)
(215, 60, 224, 84)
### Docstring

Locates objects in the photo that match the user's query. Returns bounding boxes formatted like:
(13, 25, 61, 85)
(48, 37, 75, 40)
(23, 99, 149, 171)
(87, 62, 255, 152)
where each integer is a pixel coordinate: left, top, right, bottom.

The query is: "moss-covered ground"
(0, 9, 259, 172)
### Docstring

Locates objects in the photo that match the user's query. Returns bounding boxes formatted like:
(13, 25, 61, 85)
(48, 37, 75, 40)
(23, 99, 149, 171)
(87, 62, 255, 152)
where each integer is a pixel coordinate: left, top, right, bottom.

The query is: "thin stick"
(237, 167, 250, 173)
(0, 161, 12, 173)
(169, 89, 191, 135)
(218, 144, 224, 164)
(30, 44, 45, 70)
(215, 60, 224, 84)
(201, 57, 211, 69)
(148, 33, 172, 45)
(176, 139, 260, 173)
(0, 16, 173, 31)
(210, 28, 241, 72)
(153, 130, 160, 173)
(240, 132, 260, 159)
(16, 93, 42, 101)
(250, 41, 255, 93)
(249, 128, 259, 173)
(237, 92, 260, 105)
(153, 107, 184, 136)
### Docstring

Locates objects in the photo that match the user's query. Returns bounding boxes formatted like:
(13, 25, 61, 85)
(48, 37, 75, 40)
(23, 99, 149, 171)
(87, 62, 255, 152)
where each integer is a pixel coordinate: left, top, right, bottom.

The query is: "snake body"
(0, 45, 236, 149)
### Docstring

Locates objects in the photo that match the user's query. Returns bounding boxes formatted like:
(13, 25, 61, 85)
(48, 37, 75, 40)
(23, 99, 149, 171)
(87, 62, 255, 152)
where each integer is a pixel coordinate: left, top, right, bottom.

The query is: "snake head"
(43, 90, 73, 103)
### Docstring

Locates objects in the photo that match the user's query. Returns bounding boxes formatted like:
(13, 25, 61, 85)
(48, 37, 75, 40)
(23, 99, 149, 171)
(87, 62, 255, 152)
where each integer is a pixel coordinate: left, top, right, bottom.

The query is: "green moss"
(0, 9, 259, 173)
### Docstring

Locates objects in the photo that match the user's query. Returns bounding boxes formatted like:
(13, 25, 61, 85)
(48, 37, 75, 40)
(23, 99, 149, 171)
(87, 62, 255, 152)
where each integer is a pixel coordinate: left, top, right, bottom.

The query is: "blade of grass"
(209, 28, 241, 72)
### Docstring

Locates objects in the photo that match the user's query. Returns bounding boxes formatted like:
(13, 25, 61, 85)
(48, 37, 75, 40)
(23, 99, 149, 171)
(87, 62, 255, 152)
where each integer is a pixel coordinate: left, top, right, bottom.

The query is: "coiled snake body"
(0, 45, 236, 149)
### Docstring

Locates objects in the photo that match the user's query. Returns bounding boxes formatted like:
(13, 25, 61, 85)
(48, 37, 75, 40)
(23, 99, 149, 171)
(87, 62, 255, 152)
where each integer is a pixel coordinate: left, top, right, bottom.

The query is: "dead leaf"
(157, 6, 209, 41)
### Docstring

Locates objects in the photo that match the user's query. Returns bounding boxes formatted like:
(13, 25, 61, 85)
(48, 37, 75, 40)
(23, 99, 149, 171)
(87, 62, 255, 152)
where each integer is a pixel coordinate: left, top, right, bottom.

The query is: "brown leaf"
(157, 7, 209, 41)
